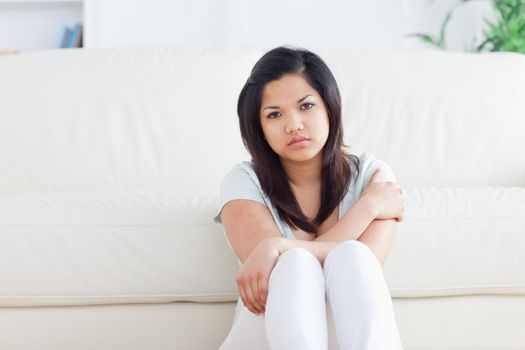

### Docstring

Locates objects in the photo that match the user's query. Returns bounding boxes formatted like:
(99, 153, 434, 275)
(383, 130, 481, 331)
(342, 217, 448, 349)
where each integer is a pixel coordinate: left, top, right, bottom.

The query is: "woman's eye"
(267, 112, 281, 119)
(301, 102, 314, 110)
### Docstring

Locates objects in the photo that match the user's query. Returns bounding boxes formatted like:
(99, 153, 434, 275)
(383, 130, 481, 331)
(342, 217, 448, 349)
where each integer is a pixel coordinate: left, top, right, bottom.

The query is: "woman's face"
(259, 73, 330, 164)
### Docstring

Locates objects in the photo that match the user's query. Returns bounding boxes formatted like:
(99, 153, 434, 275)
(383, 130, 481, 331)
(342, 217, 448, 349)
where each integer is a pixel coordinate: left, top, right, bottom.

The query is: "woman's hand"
(360, 168, 404, 222)
(236, 237, 281, 316)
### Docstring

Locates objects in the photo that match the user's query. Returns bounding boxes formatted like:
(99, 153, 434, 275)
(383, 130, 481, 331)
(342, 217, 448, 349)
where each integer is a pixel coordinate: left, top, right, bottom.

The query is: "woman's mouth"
(288, 139, 310, 148)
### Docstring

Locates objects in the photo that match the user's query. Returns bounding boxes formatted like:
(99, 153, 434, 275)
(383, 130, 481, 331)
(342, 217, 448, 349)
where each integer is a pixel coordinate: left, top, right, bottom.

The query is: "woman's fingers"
(248, 279, 264, 314)
(244, 279, 263, 315)
(258, 275, 269, 307)
(256, 276, 267, 316)
(238, 284, 251, 314)
(245, 286, 260, 315)
(238, 280, 258, 315)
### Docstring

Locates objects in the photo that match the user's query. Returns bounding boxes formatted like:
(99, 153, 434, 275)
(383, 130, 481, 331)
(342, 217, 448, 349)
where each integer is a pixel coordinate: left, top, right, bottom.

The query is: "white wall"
(0, 2, 82, 52)
(84, 0, 496, 51)
(407, 0, 496, 51)
(0, 0, 497, 52)
(86, 0, 409, 49)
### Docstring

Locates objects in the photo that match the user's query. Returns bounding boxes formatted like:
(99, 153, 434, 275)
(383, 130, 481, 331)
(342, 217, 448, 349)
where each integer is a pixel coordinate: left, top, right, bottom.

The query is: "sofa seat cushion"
(385, 186, 525, 297)
(0, 188, 523, 307)
(0, 190, 238, 307)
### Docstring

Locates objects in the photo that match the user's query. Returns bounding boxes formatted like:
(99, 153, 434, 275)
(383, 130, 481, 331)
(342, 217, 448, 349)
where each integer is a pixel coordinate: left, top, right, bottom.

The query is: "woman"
(213, 46, 405, 350)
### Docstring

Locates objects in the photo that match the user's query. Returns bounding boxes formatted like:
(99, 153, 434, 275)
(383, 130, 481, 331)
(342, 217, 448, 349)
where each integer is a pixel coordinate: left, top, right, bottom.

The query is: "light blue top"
(213, 152, 396, 239)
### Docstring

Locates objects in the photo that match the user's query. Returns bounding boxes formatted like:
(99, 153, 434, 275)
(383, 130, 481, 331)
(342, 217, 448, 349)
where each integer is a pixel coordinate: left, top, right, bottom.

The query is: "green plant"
(407, 0, 525, 53)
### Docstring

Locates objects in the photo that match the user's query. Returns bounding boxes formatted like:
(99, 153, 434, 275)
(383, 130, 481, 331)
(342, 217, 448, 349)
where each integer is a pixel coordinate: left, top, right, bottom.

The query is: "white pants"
(219, 239, 404, 350)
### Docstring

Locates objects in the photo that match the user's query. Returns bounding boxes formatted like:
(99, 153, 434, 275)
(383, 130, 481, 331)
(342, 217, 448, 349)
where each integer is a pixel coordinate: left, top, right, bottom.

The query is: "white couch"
(0, 47, 524, 350)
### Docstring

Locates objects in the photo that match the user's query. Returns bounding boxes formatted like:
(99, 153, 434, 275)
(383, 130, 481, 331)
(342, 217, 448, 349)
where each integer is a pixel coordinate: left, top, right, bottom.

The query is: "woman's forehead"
(261, 74, 318, 104)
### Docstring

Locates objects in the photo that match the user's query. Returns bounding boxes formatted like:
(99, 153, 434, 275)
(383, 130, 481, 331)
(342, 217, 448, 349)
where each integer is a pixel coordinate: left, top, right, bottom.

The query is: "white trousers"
(219, 239, 404, 350)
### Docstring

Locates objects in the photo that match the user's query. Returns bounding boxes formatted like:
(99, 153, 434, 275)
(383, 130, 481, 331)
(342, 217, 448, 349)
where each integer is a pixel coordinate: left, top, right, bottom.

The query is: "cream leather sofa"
(0, 47, 524, 350)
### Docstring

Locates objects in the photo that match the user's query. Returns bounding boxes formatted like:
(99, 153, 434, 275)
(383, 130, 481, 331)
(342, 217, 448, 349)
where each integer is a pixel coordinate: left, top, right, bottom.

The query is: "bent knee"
(272, 247, 323, 274)
(325, 240, 375, 266)
(279, 247, 318, 264)
(269, 247, 324, 289)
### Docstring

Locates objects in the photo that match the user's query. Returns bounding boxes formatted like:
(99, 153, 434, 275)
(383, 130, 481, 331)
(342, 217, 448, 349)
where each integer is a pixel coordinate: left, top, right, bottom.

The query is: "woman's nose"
(285, 113, 304, 133)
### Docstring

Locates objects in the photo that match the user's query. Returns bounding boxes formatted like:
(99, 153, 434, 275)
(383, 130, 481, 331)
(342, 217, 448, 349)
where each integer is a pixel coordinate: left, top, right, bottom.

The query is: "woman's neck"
(280, 152, 323, 189)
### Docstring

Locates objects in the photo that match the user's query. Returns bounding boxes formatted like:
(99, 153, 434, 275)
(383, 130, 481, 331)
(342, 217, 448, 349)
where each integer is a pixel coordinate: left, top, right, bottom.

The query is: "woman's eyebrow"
(262, 94, 313, 111)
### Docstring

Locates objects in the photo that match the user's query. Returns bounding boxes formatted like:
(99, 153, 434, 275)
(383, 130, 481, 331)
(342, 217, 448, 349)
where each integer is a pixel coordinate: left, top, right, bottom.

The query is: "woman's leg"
(323, 240, 404, 350)
(265, 247, 329, 350)
(218, 301, 269, 350)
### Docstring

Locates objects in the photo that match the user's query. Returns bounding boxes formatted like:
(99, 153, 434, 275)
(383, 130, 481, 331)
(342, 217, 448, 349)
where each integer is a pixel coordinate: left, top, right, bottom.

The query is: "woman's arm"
(272, 190, 400, 267)
(314, 194, 377, 242)
(356, 218, 398, 266)
(312, 168, 403, 265)
(271, 238, 339, 267)
(271, 218, 397, 269)
(270, 195, 378, 267)
(237, 192, 395, 315)
(314, 193, 399, 266)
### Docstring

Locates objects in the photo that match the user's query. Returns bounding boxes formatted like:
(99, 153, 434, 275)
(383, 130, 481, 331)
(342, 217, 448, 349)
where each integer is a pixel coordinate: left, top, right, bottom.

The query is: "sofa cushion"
(0, 190, 238, 307)
(0, 187, 523, 307)
(386, 186, 525, 297)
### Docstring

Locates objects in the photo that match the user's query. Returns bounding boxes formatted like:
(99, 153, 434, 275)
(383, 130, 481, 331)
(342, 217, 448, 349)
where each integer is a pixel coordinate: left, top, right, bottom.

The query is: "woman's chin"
(281, 150, 322, 163)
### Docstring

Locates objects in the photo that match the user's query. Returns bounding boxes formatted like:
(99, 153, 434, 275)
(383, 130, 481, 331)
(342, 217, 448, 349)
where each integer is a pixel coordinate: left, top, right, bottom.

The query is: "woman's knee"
(278, 247, 320, 265)
(324, 239, 375, 269)
(270, 247, 323, 283)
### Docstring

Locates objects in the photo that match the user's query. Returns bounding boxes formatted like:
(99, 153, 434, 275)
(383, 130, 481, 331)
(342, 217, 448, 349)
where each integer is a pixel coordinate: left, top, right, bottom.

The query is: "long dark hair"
(237, 46, 360, 235)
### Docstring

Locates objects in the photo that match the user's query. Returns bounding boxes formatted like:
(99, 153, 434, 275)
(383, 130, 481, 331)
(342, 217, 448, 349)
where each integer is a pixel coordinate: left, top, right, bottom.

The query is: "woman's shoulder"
(357, 151, 378, 166)
(352, 152, 397, 196)
(235, 160, 257, 173)
(224, 160, 260, 184)
(214, 160, 267, 225)
(219, 160, 265, 196)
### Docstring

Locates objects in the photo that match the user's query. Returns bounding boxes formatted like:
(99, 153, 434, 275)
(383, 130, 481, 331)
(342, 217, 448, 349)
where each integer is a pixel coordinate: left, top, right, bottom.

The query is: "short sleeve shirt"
(213, 152, 396, 239)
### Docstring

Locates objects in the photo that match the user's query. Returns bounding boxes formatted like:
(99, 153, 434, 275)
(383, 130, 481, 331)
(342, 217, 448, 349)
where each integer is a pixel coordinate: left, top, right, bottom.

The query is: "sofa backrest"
(0, 47, 524, 196)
